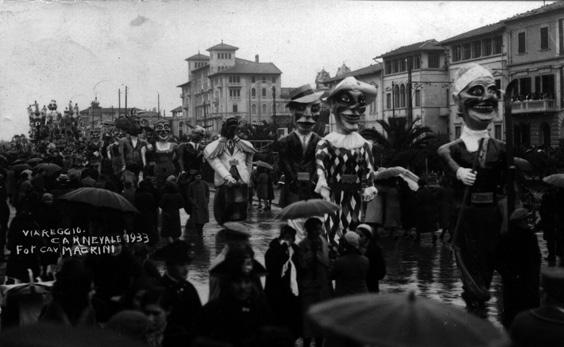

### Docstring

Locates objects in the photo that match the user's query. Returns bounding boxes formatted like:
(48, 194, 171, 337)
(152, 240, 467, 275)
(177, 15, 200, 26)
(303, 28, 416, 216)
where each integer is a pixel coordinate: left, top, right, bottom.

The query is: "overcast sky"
(0, 0, 549, 140)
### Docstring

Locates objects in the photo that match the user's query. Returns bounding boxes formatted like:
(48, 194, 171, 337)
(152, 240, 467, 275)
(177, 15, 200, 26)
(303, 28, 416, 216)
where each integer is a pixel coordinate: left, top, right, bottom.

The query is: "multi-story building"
(441, 21, 508, 141)
(378, 39, 450, 135)
(178, 42, 284, 133)
(322, 63, 383, 130)
(504, 2, 564, 148)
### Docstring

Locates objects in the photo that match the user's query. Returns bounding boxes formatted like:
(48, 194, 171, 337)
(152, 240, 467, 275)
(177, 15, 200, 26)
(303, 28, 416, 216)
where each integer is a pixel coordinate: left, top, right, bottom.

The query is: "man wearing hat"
(315, 76, 379, 243)
(204, 117, 255, 224)
(278, 84, 324, 206)
(177, 126, 206, 178)
(438, 63, 507, 311)
(510, 267, 564, 346)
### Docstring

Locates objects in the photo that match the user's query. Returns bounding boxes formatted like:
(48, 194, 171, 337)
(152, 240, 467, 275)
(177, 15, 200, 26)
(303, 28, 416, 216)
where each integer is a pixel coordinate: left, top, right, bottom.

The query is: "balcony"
(511, 99, 557, 114)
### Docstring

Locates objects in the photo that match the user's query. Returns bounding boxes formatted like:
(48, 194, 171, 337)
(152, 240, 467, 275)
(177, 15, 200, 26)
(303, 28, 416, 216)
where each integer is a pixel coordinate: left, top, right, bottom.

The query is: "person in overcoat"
(331, 232, 369, 297)
(134, 179, 159, 246)
(159, 180, 184, 242)
(186, 171, 210, 236)
(264, 225, 301, 340)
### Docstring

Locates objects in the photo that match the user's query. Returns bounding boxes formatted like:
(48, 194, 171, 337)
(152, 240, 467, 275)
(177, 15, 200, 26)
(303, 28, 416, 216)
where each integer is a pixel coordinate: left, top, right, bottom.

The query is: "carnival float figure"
(204, 117, 255, 224)
(315, 77, 378, 243)
(45, 100, 62, 141)
(117, 116, 147, 184)
(153, 120, 177, 190)
(437, 63, 507, 312)
(28, 101, 45, 141)
(278, 85, 323, 207)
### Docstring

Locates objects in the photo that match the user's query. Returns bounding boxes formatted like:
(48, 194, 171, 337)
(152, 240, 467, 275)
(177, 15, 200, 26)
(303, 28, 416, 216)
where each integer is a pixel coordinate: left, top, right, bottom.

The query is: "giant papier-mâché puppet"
(437, 63, 507, 310)
(315, 76, 378, 243)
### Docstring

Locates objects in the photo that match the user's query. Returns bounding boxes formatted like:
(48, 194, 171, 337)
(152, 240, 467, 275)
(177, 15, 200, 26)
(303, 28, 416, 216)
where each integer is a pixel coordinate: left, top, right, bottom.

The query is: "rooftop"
(207, 42, 239, 51)
(325, 63, 383, 83)
(505, 1, 564, 23)
(185, 53, 209, 61)
(440, 22, 505, 45)
(209, 61, 282, 76)
(170, 106, 183, 113)
(376, 39, 444, 59)
(177, 81, 191, 88)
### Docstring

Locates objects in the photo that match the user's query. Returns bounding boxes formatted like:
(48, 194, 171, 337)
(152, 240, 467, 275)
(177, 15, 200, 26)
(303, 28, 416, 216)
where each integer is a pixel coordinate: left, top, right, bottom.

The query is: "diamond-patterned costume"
(316, 135, 375, 243)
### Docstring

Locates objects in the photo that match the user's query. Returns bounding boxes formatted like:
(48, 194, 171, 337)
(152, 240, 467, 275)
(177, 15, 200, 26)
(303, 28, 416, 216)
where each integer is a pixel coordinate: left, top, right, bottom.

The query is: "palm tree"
(361, 117, 435, 171)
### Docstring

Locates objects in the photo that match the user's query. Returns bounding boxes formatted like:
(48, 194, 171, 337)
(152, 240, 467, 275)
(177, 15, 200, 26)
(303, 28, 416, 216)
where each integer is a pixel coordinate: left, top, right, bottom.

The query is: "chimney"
(255, 54, 259, 63)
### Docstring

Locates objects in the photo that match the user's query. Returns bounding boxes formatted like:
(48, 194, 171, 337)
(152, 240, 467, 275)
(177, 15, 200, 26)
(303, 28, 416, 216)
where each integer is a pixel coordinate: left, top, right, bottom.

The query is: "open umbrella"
(308, 292, 509, 347)
(9, 163, 31, 174)
(514, 157, 532, 172)
(26, 157, 44, 166)
(277, 199, 339, 220)
(59, 187, 139, 213)
(543, 173, 564, 188)
(253, 160, 273, 170)
(1, 281, 53, 327)
(34, 162, 62, 176)
(374, 166, 419, 191)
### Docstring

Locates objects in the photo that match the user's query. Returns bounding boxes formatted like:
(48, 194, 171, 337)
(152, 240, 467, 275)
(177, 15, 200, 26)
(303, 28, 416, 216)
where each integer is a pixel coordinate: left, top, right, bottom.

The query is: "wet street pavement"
(180, 191, 549, 328)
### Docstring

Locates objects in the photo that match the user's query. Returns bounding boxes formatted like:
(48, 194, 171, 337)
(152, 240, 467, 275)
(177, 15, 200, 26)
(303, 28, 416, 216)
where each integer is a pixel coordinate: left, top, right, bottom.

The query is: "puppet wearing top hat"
(278, 85, 324, 207)
(437, 63, 507, 311)
(315, 77, 378, 244)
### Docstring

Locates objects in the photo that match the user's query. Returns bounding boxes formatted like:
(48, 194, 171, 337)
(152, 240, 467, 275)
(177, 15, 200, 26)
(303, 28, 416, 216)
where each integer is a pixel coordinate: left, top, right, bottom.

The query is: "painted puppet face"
(332, 90, 367, 134)
(457, 77, 498, 131)
(154, 121, 171, 141)
(292, 102, 320, 135)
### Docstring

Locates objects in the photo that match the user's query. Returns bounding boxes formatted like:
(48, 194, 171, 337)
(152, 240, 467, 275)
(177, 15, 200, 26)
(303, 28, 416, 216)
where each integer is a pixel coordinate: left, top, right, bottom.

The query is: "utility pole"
(125, 85, 128, 116)
(158, 93, 161, 118)
(272, 86, 276, 123)
(406, 57, 413, 124)
(118, 89, 121, 117)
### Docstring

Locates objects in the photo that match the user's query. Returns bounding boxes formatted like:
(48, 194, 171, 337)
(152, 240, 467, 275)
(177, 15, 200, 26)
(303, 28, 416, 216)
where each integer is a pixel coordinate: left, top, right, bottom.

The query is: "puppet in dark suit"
(278, 85, 323, 207)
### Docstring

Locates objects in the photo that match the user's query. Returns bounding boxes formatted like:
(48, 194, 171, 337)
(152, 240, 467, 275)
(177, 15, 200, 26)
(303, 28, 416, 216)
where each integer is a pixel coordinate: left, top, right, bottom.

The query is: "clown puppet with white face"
(438, 63, 507, 311)
(315, 77, 378, 244)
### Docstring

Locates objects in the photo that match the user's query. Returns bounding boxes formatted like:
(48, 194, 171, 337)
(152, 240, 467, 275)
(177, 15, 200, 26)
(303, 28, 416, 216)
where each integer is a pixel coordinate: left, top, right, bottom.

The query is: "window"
(413, 55, 421, 69)
(228, 76, 240, 83)
(518, 32, 526, 53)
(251, 104, 256, 114)
(542, 74, 555, 97)
(400, 84, 406, 107)
(415, 89, 421, 107)
(232, 104, 238, 113)
(262, 104, 267, 114)
(262, 76, 266, 83)
(541, 27, 549, 50)
(483, 38, 492, 56)
(400, 59, 406, 72)
(495, 79, 501, 98)
(455, 126, 461, 138)
(463, 44, 471, 60)
(472, 41, 481, 58)
(251, 76, 256, 83)
(560, 19, 564, 55)
(229, 88, 241, 99)
(251, 88, 256, 98)
(452, 46, 461, 62)
(272, 76, 276, 83)
(519, 77, 532, 96)
(428, 54, 440, 68)
(262, 88, 266, 97)
(386, 93, 391, 109)
(393, 84, 399, 108)
(392, 60, 398, 73)
(493, 36, 502, 54)
(494, 124, 502, 140)
(385, 61, 392, 74)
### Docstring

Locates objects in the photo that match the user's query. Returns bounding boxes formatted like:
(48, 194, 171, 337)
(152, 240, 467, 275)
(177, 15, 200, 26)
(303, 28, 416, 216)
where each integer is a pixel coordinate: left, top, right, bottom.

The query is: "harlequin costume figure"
(278, 85, 323, 207)
(204, 117, 255, 224)
(437, 63, 507, 311)
(315, 77, 378, 243)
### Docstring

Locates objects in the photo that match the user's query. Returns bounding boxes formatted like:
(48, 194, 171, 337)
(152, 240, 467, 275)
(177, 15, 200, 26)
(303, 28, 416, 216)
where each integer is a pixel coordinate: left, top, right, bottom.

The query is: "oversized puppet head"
(287, 84, 323, 135)
(326, 77, 378, 134)
(191, 126, 205, 143)
(154, 120, 172, 142)
(221, 117, 240, 139)
(115, 116, 141, 136)
(47, 99, 57, 111)
(453, 63, 498, 131)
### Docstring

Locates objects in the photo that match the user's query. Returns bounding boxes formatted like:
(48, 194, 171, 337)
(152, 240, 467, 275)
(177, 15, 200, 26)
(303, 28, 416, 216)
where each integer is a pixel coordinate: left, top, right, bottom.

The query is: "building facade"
(178, 42, 285, 134)
(379, 39, 450, 136)
(441, 22, 508, 141)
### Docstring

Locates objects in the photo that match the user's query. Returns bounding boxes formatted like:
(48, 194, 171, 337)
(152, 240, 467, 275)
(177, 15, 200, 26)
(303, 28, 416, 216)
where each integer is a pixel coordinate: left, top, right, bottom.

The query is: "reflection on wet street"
(179, 194, 547, 328)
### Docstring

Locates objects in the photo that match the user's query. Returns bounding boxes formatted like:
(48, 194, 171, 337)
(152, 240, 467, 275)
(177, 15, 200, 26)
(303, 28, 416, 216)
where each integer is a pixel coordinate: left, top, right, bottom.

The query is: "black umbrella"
(34, 162, 62, 176)
(277, 199, 339, 220)
(59, 187, 139, 213)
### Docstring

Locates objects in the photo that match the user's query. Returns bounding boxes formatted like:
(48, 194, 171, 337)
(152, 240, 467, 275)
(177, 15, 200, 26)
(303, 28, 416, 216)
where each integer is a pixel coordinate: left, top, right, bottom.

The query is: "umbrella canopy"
(0, 323, 147, 347)
(26, 157, 44, 166)
(308, 292, 509, 347)
(543, 173, 564, 188)
(59, 187, 139, 213)
(277, 199, 339, 220)
(9, 163, 32, 174)
(253, 160, 273, 170)
(34, 162, 62, 175)
(374, 167, 419, 191)
(514, 157, 532, 172)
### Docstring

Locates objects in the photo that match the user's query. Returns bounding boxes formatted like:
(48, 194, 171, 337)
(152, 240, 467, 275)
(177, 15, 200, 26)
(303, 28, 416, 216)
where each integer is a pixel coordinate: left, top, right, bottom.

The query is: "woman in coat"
(159, 180, 184, 242)
(186, 171, 209, 236)
(331, 232, 369, 297)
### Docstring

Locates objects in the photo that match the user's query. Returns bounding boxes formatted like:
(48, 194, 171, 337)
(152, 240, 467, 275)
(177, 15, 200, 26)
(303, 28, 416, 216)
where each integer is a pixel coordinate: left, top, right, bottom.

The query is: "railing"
(511, 99, 557, 114)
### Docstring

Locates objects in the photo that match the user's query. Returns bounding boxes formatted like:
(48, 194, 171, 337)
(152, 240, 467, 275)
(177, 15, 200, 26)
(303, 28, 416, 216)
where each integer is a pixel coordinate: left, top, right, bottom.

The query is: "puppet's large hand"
(456, 167, 476, 186)
(362, 186, 378, 202)
(320, 186, 331, 201)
